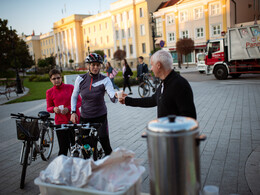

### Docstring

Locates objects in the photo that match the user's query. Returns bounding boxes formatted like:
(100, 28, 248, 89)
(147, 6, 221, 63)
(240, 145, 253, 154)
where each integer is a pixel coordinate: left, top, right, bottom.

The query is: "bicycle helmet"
(85, 53, 103, 64)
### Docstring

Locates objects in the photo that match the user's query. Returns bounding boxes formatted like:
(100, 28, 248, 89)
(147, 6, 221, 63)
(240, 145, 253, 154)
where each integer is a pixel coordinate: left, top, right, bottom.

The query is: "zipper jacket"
(71, 72, 117, 118)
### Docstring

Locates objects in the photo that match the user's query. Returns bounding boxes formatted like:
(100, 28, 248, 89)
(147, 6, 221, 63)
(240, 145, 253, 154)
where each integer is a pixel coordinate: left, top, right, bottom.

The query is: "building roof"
(156, 0, 179, 11)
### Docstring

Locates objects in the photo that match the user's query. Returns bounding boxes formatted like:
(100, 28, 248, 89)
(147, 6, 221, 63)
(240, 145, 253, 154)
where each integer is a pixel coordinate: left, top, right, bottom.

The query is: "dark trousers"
(56, 129, 75, 156)
(80, 114, 112, 156)
(123, 77, 132, 92)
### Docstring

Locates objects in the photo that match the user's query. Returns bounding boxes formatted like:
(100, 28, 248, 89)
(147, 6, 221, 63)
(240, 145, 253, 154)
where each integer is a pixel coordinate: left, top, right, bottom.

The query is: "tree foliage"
(0, 18, 33, 72)
(113, 49, 126, 61)
(93, 50, 105, 59)
(176, 38, 195, 56)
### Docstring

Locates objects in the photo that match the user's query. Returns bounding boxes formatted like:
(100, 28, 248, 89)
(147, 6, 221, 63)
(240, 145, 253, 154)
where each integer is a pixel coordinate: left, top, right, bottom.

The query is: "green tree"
(38, 58, 48, 68)
(93, 50, 105, 59)
(0, 18, 33, 73)
(176, 38, 195, 68)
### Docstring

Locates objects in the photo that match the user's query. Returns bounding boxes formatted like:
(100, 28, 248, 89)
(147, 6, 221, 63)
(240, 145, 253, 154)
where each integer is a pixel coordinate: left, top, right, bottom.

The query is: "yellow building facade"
(53, 14, 90, 69)
(24, 35, 41, 64)
(40, 31, 55, 59)
(82, 0, 166, 68)
(154, 0, 260, 65)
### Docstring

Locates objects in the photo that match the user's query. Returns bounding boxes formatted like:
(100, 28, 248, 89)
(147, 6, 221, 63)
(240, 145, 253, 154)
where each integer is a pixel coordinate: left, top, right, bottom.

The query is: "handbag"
(109, 68, 118, 79)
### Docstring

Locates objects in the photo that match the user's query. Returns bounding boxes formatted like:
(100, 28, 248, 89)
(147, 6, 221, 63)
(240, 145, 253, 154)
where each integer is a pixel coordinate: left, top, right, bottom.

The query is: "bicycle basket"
(16, 119, 40, 141)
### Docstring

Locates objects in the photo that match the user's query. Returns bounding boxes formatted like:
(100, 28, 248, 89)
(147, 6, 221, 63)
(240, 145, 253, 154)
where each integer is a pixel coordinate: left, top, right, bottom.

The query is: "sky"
(0, 0, 116, 35)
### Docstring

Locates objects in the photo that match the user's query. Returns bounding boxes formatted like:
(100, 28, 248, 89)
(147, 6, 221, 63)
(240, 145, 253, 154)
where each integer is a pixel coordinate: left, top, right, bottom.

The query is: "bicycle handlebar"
(10, 113, 54, 121)
(51, 123, 102, 131)
(11, 113, 39, 120)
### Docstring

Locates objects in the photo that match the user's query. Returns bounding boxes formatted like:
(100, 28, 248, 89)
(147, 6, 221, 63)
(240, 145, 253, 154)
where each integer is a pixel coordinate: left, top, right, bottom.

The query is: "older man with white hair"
(119, 50, 196, 119)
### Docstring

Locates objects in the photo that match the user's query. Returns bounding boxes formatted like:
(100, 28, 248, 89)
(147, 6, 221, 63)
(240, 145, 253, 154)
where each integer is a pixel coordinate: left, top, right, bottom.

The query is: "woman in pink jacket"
(46, 69, 82, 156)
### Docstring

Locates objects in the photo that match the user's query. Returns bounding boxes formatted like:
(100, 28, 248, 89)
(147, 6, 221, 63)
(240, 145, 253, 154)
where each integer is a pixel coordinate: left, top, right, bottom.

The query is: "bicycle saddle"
(38, 111, 50, 121)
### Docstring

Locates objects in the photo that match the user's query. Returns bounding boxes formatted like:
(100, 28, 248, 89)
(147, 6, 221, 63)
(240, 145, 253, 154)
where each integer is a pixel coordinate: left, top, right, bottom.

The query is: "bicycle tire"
(40, 127, 54, 161)
(93, 140, 104, 161)
(20, 140, 31, 189)
(138, 82, 150, 98)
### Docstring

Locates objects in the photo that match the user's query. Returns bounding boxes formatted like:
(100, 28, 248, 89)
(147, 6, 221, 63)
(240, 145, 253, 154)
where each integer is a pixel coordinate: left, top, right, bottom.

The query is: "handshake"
(115, 90, 128, 104)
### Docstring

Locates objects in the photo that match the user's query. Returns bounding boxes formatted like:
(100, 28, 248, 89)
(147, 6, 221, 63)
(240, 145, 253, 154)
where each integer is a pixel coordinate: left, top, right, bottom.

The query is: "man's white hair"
(151, 50, 173, 70)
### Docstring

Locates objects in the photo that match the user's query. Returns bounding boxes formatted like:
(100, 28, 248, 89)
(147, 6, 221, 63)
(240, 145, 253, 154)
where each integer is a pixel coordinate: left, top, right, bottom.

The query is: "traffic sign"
(160, 40, 165, 48)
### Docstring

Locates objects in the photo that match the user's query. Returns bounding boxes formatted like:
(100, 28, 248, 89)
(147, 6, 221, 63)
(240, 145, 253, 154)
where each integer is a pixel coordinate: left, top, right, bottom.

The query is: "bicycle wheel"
(20, 140, 31, 189)
(138, 82, 150, 98)
(93, 141, 104, 161)
(40, 127, 54, 161)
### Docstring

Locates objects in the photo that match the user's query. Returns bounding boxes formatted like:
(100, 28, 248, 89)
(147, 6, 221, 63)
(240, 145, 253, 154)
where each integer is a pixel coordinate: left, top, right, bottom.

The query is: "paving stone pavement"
(0, 74, 260, 195)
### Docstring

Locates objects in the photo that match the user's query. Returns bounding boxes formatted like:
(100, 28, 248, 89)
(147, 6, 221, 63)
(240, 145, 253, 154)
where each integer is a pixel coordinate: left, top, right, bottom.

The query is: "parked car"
(26, 67, 38, 73)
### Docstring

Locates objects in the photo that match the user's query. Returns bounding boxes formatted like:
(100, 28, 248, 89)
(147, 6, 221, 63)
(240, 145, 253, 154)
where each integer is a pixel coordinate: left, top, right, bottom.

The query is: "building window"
(210, 2, 220, 16)
(89, 27, 91, 33)
(95, 38, 97, 46)
(129, 44, 133, 54)
(46, 40, 48, 45)
(116, 30, 119, 40)
(194, 7, 203, 19)
(195, 27, 204, 38)
(94, 26, 96, 32)
(117, 46, 120, 50)
(84, 28, 86, 35)
(123, 45, 126, 51)
(167, 15, 175, 25)
(155, 17, 162, 37)
(100, 37, 103, 44)
(128, 28, 131, 37)
(142, 43, 146, 53)
(140, 7, 143, 17)
(140, 24, 145, 36)
(108, 49, 111, 57)
(168, 32, 175, 42)
(107, 36, 109, 43)
(99, 24, 102, 30)
(122, 29, 125, 38)
(126, 11, 129, 20)
(120, 13, 123, 22)
(181, 30, 189, 38)
(179, 11, 188, 22)
(105, 22, 108, 29)
(52, 39, 53, 44)
(211, 24, 221, 36)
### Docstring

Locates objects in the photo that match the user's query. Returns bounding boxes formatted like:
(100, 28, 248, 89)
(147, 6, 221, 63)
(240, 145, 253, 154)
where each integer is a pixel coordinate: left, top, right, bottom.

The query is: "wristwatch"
(71, 111, 76, 114)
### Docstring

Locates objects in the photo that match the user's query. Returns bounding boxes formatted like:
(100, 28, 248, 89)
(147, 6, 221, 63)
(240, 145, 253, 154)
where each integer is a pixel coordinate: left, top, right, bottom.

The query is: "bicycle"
(138, 73, 161, 98)
(52, 123, 104, 161)
(11, 111, 54, 189)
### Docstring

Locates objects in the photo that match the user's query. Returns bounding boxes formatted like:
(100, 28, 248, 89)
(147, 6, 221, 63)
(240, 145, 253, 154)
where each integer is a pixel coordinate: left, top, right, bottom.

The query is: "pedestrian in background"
(119, 50, 196, 119)
(136, 56, 148, 83)
(46, 69, 82, 156)
(122, 59, 133, 95)
(105, 61, 120, 91)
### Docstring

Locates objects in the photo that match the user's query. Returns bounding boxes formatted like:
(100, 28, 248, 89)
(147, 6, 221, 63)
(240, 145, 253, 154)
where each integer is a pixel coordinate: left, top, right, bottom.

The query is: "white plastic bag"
(39, 148, 145, 192)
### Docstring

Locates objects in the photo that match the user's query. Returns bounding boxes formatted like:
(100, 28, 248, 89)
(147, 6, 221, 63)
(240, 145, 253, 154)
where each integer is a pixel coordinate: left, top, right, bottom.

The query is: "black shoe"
(128, 92, 133, 95)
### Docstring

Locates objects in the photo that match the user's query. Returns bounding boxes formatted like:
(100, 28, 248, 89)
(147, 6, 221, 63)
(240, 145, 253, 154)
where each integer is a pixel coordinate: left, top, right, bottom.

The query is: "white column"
(60, 31, 66, 67)
(112, 15, 117, 52)
(124, 11, 130, 58)
(57, 32, 61, 66)
(69, 28, 74, 61)
(64, 29, 70, 65)
(130, 10, 137, 58)
(73, 27, 79, 63)
(119, 14, 122, 49)
(54, 33, 59, 65)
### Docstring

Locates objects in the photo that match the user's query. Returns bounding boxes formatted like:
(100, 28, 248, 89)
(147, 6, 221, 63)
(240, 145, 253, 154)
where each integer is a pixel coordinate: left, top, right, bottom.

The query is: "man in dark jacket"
(136, 56, 148, 83)
(119, 50, 196, 119)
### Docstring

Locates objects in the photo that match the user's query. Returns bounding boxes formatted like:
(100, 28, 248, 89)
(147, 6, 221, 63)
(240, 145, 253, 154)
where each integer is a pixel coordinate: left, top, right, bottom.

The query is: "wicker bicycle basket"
(16, 119, 40, 141)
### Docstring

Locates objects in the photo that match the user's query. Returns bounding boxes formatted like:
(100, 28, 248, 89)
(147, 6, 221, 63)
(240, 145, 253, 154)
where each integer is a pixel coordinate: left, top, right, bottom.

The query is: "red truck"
(205, 24, 260, 79)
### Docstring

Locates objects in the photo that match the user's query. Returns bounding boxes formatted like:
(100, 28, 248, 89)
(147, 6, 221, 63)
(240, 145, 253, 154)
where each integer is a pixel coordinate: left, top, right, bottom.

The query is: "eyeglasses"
(51, 77, 61, 81)
(90, 64, 101, 67)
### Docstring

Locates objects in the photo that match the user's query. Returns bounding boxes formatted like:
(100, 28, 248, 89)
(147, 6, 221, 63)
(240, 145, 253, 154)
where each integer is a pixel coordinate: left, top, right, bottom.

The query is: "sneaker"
(128, 92, 133, 95)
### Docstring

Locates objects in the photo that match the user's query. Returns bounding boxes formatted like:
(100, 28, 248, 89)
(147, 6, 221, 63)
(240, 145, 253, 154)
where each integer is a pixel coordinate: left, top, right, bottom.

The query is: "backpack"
(109, 68, 118, 79)
(129, 67, 133, 76)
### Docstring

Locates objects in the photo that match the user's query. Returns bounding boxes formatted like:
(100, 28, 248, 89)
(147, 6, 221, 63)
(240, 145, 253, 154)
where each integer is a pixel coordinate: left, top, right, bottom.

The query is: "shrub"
(0, 70, 16, 78)
(28, 74, 50, 82)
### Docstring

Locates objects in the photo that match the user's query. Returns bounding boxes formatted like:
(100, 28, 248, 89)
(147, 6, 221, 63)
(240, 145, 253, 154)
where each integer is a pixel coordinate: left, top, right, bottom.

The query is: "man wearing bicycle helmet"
(70, 53, 117, 156)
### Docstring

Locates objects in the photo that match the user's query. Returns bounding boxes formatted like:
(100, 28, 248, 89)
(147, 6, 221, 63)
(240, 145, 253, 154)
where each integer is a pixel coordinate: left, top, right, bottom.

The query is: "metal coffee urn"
(144, 115, 206, 195)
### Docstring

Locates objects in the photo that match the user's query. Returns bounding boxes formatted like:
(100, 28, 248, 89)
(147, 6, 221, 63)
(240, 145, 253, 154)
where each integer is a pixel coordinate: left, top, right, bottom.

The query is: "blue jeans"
(110, 78, 119, 90)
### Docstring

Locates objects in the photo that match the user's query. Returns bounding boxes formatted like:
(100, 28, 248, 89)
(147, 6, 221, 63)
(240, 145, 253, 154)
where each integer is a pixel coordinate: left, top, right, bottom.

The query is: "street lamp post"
(87, 38, 90, 55)
(10, 26, 23, 94)
(150, 13, 156, 51)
